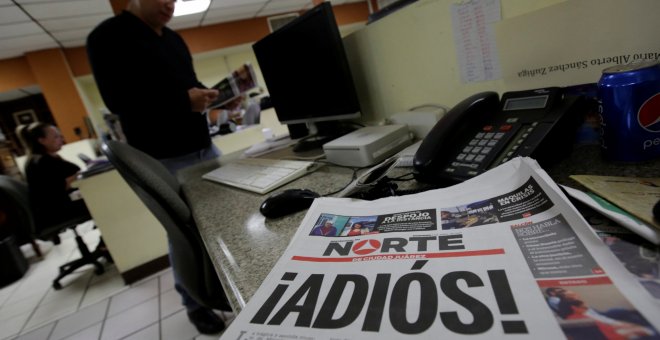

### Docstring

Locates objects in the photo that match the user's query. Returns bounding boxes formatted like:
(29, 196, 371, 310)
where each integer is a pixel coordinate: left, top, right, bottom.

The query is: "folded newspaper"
(221, 157, 660, 339)
(208, 62, 258, 109)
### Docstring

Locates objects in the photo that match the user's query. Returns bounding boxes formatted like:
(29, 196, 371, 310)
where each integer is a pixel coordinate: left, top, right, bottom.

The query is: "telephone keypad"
(445, 123, 520, 178)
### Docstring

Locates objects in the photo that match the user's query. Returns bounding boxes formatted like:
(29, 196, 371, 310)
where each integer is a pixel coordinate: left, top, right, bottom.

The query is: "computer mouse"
(260, 189, 320, 219)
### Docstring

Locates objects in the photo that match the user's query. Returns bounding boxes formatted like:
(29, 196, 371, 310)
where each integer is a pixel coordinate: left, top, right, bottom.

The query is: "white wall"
(342, 0, 566, 124)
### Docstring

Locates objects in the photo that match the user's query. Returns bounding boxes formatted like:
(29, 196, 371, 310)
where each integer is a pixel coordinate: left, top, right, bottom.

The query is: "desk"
(75, 169, 169, 283)
(179, 152, 351, 311)
(179, 144, 659, 313)
(73, 109, 288, 284)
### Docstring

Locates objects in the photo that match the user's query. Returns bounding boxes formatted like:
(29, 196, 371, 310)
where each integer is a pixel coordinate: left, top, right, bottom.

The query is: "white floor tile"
(23, 293, 80, 332)
(49, 299, 108, 340)
(41, 271, 90, 305)
(159, 269, 175, 293)
(89, 264, 120, 285)
(4, 278, 50, 305)
(107, 277, 159, 317)
(0, 295, 42, 322)
(160, 309, 200, 340)
(0, 279, 21, 307)
(101, 297, 159, 340)
(0, 225, 199, 340)
(16, 322, 54, 340)
(160, 288, 185, 319)
(80, 271, 126, 309)
(59, 322, 102, 340)
(121, 323, 159, 340)
(0, 311, 31, 340)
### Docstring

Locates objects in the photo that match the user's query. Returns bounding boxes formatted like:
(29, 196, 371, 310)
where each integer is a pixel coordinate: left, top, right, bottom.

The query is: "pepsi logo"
(352, 239, 381, 255)
(638, 93, 660, 133)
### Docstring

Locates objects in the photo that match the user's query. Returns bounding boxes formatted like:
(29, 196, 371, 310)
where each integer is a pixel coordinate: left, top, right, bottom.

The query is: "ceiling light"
(173, 0, 211, 17)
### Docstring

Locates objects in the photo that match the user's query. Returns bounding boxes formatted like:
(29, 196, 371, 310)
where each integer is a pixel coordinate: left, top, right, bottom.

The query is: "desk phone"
(414, 87, 588, 186)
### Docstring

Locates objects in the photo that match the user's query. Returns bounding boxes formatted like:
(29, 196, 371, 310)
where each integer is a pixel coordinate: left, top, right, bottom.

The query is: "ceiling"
(0, 0, 367, 102)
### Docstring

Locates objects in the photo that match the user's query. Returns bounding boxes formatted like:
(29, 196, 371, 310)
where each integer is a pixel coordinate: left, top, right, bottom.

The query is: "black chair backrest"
(0, 175, 35, 243)
(100, 140, 229, 310)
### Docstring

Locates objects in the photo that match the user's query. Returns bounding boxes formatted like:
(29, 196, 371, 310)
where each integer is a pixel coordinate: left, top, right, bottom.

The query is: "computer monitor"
(252, 2, 362, 152)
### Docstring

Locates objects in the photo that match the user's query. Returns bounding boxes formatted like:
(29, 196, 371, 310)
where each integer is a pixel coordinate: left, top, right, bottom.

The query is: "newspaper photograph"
(209, 63, 258, 109)
(220, 157, 660, 339)
(572, 202, 660, 300)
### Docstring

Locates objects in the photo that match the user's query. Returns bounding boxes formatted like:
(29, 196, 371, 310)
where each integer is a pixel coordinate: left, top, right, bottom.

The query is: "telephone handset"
(414, 87, 587, 186)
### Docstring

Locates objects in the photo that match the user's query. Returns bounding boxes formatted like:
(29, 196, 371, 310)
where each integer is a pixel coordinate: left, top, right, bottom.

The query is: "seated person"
(19, 122, 91, 229)
(216, 95, 261, 128)
(241, 95, 261, 126)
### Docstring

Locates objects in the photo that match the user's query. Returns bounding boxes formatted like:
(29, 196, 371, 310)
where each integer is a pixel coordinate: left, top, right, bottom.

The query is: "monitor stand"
(292, 134, 335, 152)
(291, 121, 353, 153)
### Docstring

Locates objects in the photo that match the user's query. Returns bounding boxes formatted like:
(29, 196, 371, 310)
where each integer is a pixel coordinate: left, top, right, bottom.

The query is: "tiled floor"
(0, 222, 232, 340)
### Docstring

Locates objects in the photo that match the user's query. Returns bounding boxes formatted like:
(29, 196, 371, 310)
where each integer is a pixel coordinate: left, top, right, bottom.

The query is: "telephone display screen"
(503, 95, 548, 111)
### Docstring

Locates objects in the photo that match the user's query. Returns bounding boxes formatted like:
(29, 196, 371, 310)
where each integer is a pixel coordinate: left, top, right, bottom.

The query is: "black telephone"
(413, 87, 587, 186)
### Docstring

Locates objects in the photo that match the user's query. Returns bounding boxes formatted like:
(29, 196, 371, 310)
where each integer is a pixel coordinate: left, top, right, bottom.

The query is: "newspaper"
(208, 63, 258, 109)
(562, 185, 660, 245)
(572, 202, 660, 301)
(569, 175, 660, 230)
(220, 157, 660, 339)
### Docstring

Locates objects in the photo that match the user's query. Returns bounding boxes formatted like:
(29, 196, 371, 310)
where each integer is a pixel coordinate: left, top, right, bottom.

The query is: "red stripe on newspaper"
(291, 248, 505, 263)
(536, 276, 613, 287)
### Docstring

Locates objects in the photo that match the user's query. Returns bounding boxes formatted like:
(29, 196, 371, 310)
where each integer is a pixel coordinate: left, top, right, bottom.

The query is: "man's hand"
(188, 88, 219, 112)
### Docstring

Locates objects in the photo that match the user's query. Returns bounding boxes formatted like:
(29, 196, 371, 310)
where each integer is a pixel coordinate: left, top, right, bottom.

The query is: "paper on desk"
(562, 185, 660, 245)
(451, 0, 502, 83)
(570, 175, 660, 230)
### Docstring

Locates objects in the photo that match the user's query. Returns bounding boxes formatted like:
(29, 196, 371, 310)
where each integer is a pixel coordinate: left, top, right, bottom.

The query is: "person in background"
(86, 0, 228, 334)
(20, 123, 91, 232)
(87, 0, 220, 175)
(241, 94, 262, 126)
(212, 94, 261, 133)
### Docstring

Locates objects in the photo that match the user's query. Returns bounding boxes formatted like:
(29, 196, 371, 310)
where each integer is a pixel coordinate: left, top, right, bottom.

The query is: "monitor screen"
(252, 2, 361, 127)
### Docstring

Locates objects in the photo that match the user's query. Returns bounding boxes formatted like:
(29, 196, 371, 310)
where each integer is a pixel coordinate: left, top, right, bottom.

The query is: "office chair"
(0, 175, 44, 256)
(0, 175, 112, 289)
(100, 140, 231, 311)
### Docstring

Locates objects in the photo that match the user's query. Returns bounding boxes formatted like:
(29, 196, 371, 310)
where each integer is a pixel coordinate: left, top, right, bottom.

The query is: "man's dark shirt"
(87, 11, 211, 159)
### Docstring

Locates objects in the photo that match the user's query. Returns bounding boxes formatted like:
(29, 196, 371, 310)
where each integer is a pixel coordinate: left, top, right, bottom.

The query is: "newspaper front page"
(220, 158, 660, 339)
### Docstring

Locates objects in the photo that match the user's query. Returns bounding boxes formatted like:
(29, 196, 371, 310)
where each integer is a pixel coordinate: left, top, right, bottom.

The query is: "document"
(569, 175, 660, 230)
(451, 0, 502, 83)
(208, 63, 258, 109)
(220, 158, 660, 339)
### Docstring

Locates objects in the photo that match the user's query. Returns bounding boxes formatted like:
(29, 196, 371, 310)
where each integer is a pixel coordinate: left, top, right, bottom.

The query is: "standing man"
(87, 0, 226, 334)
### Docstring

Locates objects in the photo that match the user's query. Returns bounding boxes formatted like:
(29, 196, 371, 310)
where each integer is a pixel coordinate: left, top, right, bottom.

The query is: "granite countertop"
(179, 144, 659, 313)
(178, 155, 354, 312)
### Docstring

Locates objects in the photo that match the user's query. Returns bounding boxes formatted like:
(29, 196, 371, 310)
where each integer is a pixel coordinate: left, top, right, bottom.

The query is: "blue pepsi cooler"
(597, 60, 660, 162)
